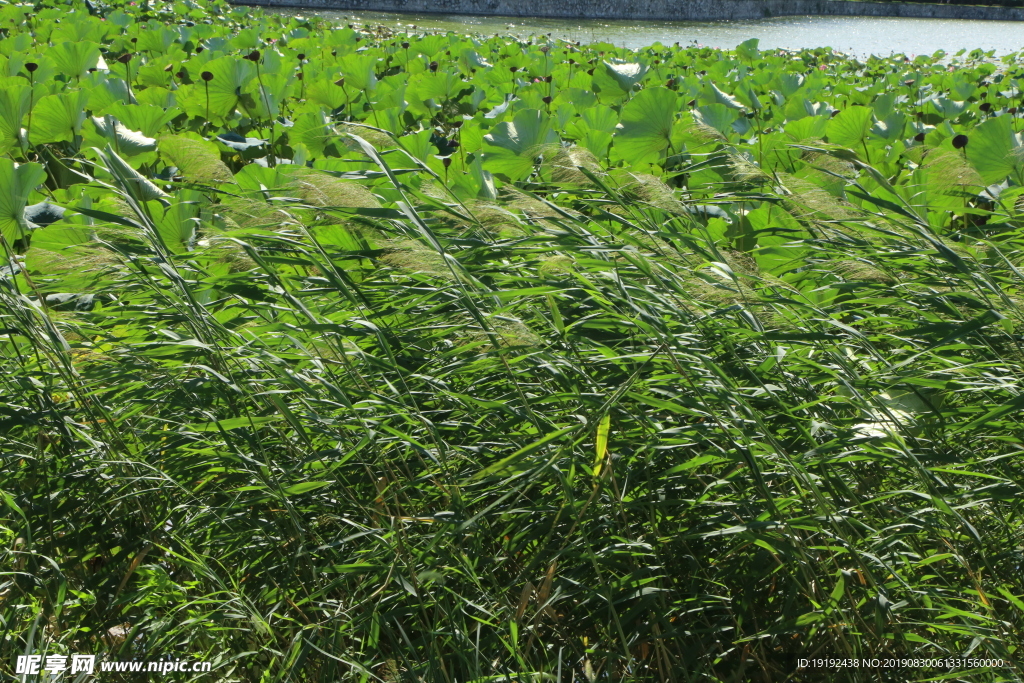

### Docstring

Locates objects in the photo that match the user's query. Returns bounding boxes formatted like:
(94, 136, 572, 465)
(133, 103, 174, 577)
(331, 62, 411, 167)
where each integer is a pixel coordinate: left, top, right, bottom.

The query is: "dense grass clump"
(1, 0, 1024, 680)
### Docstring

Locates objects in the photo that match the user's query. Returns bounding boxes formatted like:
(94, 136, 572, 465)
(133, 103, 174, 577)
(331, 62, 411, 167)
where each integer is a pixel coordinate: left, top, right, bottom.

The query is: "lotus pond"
(2, 0, 1024, 681)
(268, 9, 1024, 57)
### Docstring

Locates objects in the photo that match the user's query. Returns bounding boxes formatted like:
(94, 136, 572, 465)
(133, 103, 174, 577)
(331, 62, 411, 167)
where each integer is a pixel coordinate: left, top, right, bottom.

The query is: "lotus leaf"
(616, 87, 678, 164)
(482, 108, 558, 181)
(0, 158, 46, 244)
(826, 105, 874, 150)
(966, 114, 1021, 185)
(593, 60, 647, 100)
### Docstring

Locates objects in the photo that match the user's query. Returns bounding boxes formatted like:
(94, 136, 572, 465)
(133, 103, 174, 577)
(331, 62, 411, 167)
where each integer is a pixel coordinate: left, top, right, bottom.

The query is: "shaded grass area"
(5, 168, 1023, 682)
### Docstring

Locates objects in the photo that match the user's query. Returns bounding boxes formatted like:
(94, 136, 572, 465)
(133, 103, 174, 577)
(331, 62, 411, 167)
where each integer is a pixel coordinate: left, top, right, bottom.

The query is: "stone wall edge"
(229, 0, 1024, 23)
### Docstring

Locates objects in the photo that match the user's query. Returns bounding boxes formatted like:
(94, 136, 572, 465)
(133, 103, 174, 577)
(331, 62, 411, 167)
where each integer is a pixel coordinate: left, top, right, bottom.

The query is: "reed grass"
(1, 2, 1023, 681)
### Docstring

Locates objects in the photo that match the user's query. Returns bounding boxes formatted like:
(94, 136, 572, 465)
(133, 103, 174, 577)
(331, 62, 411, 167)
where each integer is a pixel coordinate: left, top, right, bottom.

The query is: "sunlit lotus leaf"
(592, 60, 647, 100)
(415, 70, 470, 103)
(0, 85, 31, 155)
(826, 105, 873, 149)
(50, 15, 108, 43)
(580, 105, 619, 135)
(615, 87, 678, 164)
(777, 72, 804, 97)
(137, 26, 180, 54)
(88, 115, 158, 156)
(735, 38, 760, 62)
(784, 116, 828, 141)
(966, 115, 1020, 185)
(307, 77, 349, 111)
(104, 104, 182, 138)
(31, 91, 90, 145)
(201, 56, 256, 120)
(482, 108, 558, 181)
(869, 112, 907, 141)
(704, 82, 744, 111)
(49, 41, 101, 80)
(695, 103, 738, 137)
(291, 111, 336, 157)
(338, 53, 378, 93)
(0, 158, 46, 244)
(156, 189, 202, 253)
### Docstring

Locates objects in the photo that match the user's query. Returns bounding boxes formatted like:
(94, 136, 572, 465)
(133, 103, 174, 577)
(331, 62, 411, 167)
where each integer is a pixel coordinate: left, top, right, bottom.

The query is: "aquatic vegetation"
(2, 0, 1024, 680)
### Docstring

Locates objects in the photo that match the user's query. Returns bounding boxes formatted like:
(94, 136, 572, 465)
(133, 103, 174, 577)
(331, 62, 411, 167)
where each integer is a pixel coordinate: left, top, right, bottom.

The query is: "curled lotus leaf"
(91, 115, 158, 156)
(24, 201, 66, 227)
(217, 132, 267, 151)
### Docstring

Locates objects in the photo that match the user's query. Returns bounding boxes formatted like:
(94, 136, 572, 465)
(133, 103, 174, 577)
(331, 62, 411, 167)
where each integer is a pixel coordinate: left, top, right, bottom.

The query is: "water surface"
(266, 8, 1024, 56)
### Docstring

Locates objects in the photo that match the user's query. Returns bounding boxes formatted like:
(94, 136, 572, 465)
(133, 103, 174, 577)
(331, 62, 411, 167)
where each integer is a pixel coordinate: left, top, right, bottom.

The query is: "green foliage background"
(1, 0, 1023, 681)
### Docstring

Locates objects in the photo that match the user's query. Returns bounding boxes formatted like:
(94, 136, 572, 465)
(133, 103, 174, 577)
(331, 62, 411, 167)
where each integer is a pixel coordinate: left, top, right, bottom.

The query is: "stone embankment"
(235, 0, 1024, 22)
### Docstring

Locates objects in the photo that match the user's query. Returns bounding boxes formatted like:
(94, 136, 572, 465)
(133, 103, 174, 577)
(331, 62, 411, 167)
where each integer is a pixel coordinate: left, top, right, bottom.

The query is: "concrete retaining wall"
(234, 0, 1024, 22)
